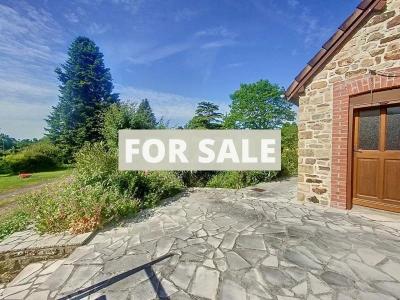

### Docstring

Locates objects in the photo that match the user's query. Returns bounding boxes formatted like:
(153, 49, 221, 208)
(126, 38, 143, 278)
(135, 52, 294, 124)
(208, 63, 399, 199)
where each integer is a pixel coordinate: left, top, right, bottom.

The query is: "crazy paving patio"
(1, 178, 400, 300)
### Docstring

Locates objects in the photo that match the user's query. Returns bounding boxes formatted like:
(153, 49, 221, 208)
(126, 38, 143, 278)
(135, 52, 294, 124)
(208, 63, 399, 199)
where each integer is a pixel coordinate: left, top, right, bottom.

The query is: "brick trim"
(331, 67, 400, 209)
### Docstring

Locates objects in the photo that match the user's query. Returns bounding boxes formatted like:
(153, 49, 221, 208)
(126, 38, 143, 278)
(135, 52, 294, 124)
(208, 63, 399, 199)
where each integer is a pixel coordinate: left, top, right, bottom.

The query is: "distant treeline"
(0, 134, 39, 154)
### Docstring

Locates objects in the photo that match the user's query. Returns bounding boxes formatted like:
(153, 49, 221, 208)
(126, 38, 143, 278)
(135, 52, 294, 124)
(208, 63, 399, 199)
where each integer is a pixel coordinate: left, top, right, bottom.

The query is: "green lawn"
(0, 169, 73, 194)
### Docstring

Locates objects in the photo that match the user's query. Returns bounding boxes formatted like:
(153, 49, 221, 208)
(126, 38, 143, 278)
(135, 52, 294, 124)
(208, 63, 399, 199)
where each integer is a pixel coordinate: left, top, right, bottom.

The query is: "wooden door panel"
(354, 158, 380, 199)
(352, 103, 400, 213)
(383, 159, 400, 202)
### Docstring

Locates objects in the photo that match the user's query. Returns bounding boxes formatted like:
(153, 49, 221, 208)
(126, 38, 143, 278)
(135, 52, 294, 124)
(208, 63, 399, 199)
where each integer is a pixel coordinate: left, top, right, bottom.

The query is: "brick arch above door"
(332, 67, 400, 210)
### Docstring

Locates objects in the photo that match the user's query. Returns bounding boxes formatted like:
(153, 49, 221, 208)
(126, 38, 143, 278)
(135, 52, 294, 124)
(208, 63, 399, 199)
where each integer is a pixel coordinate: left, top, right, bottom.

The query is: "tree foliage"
(46, 36, 119, 160)
(224, 80, 295, 129)
(186, 101, 223, 129)
(4, 141, 61, 173)
(102, 100, 159, 148)
(0, 134, 17, 153)
(281, 123, 298, 176)
(281, 123, 298, 150)
(0, 134, 38, 154)
(135, 99, 157, 129)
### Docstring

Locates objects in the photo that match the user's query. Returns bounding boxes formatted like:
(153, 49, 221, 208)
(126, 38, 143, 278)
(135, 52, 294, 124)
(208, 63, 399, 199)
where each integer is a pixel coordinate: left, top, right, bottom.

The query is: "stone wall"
(297, 0, 400, 207)
(0, 245, 76, 284)
(0, 229, 94, 283)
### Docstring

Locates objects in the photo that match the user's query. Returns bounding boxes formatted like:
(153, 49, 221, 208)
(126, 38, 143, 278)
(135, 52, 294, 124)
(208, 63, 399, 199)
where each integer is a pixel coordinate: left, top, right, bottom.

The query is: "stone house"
(286, 0, 400, 212)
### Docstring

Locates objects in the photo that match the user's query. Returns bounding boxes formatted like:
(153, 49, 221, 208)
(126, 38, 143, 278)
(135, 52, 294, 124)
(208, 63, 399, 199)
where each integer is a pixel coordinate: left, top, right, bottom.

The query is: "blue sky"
(0, 0, 359, 139)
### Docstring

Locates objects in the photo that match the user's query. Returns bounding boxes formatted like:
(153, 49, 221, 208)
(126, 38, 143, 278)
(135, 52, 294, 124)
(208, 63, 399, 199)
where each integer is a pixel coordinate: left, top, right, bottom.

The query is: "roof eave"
(285, 0, 387, 103)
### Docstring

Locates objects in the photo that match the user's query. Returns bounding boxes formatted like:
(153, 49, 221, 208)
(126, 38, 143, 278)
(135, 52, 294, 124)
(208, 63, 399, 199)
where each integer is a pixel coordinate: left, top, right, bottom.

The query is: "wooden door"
(353, 105, 400, 212)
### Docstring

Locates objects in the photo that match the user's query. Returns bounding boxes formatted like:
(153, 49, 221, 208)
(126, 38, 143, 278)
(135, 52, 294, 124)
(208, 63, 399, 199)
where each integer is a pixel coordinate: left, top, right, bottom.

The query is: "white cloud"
(201, 39, 236, 49)
(75, 0, 144, 14)
(0, 2, 64, 139)
(195, 26, 237, 51)
(116, 85, 201, 124)
(64, 11, 79, 23)
(296, 8, 332, 47)
(123, 24, 238, 65)
(250, 0, 332, 48)
(0, 3, 64, 63)
(195, 26, 237, 39)
(117, 85, 230, 126)
(110, 0, 144, 14)
(87, 22, 111, 35)
(226, 62, 244, 68)
(0, 100, 52, 139)
(0, 79, 57, 102)
(174, 8, 198, 22)
(64, 6, 86, 23)
(127, 34, 237, 65)
(0, 77, 58, 139)
(128, 42, 192, 65)
(287, 0, 299, 8)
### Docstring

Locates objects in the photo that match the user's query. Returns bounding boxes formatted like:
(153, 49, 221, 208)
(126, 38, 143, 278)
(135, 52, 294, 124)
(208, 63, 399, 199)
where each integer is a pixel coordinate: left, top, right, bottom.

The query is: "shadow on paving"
(58, 253, 175, 300)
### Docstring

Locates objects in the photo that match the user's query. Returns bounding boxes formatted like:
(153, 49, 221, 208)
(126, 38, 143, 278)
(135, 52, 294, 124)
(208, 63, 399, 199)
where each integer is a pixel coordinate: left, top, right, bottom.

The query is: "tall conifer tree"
(135, 99, 157, 129)
(46, 37, 118, 160)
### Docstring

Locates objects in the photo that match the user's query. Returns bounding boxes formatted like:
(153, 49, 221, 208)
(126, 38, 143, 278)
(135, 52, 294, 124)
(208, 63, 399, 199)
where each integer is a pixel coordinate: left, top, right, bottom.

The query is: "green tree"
(15, 138, 39, 150)
(186, 101, 223, 129)
(224, 80, 295, 129)
(281, 123, 298, 176)
(46, 36, 119, 160)
(134, 99, 157, 129)
(102, 103, 136, 148)
(102, 101, 159, 148)
(0, 134, 17, 152)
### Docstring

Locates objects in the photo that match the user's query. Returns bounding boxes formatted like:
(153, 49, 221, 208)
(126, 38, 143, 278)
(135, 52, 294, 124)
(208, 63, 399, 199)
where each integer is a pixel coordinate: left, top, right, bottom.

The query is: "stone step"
(0, 229, 94, 284)
(0, 259, 65, 299)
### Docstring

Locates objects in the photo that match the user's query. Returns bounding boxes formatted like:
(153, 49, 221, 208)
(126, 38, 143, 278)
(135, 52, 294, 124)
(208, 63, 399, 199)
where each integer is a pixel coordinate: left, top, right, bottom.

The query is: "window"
(386, 106, 400, 150)
(358, 108, 380, 150)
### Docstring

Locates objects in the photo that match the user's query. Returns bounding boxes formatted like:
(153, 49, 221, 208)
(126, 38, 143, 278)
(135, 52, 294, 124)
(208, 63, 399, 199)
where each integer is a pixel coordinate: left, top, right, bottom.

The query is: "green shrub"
(206, 171, 243, 189)
(17, 142, 185, 234)
(206, 171, 278, 189)
(242, 171, 279, 185)
(22, 180, 139, 234)
(3, 141, 183, 235)
(74, 142, 118, 186)
(4, 141, 60, 173)
(280, 123, 298, 176)
(74, 142, 184, 203)
(0, 158, 11, 174)
(175, 171, 217, 187)
(143, 171, 184, 207)
(0, 211, 30, 241)
(281, 147, 298, 176)
(102, 103, 137, 149)
(74, 142, 142, 198)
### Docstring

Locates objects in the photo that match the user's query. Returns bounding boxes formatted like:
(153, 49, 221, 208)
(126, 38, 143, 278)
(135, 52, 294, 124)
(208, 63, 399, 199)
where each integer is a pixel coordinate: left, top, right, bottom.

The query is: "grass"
(0, 169, 74, 241)
(0, 169, 73, 194)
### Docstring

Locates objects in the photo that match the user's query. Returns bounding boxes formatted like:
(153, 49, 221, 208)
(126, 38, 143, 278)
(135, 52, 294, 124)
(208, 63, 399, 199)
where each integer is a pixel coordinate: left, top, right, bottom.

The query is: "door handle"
(354, 150, 362, 153)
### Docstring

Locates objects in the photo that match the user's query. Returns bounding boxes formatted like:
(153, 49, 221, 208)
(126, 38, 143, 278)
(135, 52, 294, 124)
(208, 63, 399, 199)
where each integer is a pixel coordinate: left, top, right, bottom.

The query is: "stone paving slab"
(0, 228, 95, 284)
(0, 230, 93, 254)
(1, 177, 400, 300)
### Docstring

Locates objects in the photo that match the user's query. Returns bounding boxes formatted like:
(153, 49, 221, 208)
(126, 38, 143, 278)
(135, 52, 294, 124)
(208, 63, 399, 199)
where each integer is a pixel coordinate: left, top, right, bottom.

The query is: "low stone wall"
(0, 230, 94, 283)
(0, 245, 77, 283)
